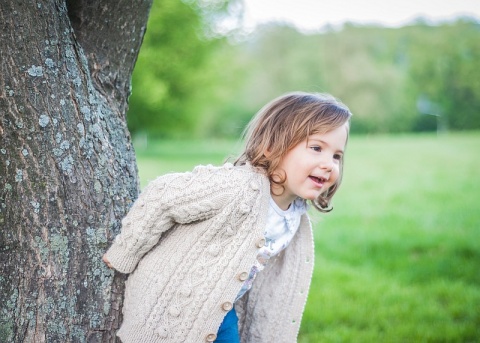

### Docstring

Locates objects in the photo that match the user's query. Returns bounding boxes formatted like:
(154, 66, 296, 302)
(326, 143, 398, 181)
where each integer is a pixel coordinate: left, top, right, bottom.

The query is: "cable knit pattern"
(104, 163, 315, 343)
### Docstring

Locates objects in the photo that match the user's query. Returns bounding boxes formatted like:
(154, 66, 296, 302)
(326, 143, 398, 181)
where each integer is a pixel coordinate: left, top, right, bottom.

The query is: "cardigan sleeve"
(104, 163, 254, 274)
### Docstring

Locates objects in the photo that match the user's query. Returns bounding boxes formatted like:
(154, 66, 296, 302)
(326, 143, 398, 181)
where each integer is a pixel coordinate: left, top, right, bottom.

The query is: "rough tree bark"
(0, 0, 152, 341)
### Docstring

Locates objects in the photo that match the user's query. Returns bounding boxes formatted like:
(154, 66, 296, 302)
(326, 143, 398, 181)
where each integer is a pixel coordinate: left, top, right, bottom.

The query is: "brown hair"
(234, 92, 352, 212)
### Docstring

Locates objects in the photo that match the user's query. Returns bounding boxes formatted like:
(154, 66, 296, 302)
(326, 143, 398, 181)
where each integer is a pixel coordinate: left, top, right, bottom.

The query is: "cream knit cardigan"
(105, 163, 315, 343)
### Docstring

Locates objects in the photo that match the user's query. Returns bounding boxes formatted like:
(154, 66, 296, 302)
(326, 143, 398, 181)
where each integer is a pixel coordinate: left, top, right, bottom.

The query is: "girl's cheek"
(332, 169, 340, 182)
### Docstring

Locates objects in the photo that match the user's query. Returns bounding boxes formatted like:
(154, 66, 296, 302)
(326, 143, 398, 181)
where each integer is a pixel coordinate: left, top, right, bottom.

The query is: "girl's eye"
(311, 146, 321, 152)
(333, 154, 342, 161)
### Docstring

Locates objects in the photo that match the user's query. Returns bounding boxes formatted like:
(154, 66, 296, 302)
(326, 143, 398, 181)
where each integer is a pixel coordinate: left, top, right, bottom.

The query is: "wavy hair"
(234, 92, 352, 212)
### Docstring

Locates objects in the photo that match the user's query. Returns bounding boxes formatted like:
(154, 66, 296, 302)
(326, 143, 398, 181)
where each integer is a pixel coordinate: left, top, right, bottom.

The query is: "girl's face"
(270, 123, 349, 210)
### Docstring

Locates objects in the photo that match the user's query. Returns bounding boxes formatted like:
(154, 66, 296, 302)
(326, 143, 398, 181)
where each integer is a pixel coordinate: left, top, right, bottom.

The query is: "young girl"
(103, 92, 352, 343)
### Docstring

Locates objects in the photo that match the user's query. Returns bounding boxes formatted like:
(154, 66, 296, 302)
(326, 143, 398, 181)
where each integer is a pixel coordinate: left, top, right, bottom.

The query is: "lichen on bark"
(0, 0, 152, 341)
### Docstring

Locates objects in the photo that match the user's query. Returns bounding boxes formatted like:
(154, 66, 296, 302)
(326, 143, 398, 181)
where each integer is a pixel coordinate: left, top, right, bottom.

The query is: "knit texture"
(104, 163, 315, 343)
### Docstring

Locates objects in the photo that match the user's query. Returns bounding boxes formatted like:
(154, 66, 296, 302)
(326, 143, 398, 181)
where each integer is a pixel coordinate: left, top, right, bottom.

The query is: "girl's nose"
(319, 156, 334, 171)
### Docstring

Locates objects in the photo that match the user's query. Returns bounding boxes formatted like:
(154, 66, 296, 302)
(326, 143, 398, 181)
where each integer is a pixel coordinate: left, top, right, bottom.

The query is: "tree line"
(128, 9, 480, 137)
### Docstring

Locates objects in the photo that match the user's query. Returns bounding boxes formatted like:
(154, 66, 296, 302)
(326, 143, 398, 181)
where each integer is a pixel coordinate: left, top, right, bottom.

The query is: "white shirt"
(236, 197, 307, 301)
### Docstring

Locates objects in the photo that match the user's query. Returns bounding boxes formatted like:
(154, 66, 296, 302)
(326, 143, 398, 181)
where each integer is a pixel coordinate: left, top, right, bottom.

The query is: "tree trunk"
(0, 0, 152, 341)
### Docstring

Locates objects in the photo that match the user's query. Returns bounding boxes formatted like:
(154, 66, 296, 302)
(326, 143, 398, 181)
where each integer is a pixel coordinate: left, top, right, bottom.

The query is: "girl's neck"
(270, 193, 294, 211)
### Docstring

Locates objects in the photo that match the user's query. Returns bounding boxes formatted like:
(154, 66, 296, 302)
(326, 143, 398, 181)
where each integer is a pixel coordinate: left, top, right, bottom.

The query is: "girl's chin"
(302, 193, 320, 201)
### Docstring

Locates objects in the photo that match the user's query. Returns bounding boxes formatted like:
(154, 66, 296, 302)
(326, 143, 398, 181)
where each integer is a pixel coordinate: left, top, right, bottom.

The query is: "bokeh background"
(128, 1, 480, 341)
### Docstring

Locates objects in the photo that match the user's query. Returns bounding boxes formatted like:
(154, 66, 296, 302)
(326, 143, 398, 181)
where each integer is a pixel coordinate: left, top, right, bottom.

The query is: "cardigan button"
(221, 302, 233, 311)
(237, 271, 248, 281)
(206, 333, 217, 342)
(256, 238, 266, 248)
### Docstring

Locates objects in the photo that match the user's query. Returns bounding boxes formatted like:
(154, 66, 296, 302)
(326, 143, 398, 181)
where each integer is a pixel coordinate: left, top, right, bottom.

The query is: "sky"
(241, 0, 480, 32)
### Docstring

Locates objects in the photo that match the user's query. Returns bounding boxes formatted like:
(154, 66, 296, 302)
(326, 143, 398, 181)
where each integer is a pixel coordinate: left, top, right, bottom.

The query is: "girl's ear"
(264, 149, 272, 158)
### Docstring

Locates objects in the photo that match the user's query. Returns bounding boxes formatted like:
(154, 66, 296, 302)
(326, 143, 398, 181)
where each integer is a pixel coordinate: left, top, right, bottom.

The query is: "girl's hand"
(102, 254, 113, 269)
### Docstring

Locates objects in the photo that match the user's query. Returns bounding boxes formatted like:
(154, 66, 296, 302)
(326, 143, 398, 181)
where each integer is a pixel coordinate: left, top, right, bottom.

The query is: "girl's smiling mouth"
(309, 175, 327, 187)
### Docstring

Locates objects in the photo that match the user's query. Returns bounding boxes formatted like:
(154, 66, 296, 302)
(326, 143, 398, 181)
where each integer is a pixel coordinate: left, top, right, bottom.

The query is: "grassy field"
(135, 132, 480, 342)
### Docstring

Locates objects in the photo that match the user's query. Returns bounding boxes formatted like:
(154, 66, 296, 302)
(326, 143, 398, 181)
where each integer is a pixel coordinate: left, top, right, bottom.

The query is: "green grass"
(135, 132, 480, 342)
(134, 138, 241, 186)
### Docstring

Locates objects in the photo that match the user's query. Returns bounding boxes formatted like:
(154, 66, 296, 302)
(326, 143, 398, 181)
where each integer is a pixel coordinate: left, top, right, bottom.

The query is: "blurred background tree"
(126, 1, 480, 138)
(407, 19, 480, 132)
(127, 0, 243, 138)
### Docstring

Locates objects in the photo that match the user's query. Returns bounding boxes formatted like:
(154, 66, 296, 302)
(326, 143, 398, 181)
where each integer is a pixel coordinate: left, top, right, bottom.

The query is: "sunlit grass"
(135, 132, 480, 342)
(134, 138, 240, 186)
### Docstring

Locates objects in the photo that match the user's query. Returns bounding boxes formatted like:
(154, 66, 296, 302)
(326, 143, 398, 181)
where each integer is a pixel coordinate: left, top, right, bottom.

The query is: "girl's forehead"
(306, 123, 349, 143)
(306, 127, 329, 137)
(310, 122, 349, 135)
